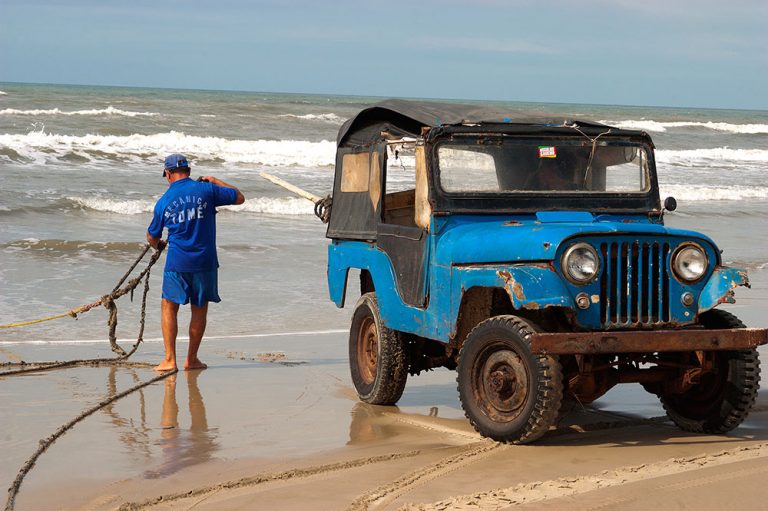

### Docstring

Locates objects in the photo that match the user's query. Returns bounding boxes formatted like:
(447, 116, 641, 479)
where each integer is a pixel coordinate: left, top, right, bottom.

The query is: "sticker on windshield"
(538, 146, 557, 158)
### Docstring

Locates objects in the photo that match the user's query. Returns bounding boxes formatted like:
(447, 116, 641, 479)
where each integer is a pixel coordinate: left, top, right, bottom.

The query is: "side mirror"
(663, 196, 677, 212)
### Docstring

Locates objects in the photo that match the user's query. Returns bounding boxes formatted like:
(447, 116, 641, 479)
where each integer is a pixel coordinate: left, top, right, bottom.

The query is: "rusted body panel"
(530, 327, 768, 355)
(698, 266, 750, 313)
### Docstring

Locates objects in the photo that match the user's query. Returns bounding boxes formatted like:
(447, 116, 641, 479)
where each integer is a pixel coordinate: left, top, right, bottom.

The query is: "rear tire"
(457, 315, 562, 444)
(349, 293, 407, 405)
(661, 309, 760, 434)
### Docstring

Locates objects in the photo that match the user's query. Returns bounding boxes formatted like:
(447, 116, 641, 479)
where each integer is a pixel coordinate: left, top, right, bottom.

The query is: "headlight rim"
(561, 242, 600, 285)
(671, 241, 709, 284)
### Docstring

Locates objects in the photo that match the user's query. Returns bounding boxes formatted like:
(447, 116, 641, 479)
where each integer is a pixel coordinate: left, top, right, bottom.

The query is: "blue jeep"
(324, 100, 767, 443)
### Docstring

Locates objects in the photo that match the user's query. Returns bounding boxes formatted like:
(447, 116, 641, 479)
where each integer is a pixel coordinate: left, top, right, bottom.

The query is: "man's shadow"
(144, 370, 218, 479)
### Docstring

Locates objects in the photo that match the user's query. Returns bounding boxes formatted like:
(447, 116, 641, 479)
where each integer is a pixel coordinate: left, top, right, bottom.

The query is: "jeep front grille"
(599, 241, 670, 326)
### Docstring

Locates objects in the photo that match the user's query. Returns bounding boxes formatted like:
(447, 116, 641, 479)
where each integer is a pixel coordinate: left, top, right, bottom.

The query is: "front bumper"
(531, 327, 768, 355)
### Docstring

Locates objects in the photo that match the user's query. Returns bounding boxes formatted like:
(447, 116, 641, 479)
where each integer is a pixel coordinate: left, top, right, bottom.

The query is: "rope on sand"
(4, 368, 178, 511)
(1, 243, 169, 510)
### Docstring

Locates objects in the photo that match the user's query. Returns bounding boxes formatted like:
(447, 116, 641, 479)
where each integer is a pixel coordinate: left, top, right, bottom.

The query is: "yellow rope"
(0, 301, 102, 329)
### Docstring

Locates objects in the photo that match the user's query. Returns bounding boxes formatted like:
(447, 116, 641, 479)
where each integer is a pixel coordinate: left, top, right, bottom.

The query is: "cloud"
(413, 35, 558, 55)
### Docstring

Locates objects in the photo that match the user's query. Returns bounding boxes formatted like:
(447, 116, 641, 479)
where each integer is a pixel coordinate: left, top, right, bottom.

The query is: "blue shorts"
(162, 270, 221, 307)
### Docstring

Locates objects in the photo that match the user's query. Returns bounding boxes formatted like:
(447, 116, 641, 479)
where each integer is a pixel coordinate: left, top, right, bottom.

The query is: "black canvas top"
(337, 99, 612, 147)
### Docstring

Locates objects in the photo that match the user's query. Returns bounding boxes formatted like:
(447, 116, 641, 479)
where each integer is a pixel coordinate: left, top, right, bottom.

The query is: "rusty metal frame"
(530, 328, 768, 355)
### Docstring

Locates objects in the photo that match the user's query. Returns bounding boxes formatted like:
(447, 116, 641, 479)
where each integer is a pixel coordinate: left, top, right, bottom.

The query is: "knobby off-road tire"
(661, 309, 760, 434)
(457, 315, 563, 444)
(349, 293, 408, 405)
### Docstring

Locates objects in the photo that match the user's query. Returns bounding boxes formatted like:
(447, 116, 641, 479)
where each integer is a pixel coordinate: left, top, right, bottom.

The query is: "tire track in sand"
(402, 442, 768, 510)
(116, 450, 421, 511)
(348, 441, 503, 511)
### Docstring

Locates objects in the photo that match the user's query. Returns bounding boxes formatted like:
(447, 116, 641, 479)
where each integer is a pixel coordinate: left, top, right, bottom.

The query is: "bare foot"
(184, 358, 208, 371)
(154, 360, 177, 372)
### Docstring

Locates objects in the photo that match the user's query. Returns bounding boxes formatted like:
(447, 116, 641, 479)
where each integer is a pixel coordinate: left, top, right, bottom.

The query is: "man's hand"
(146, 232, 166, 251)
(197, 176, 245, 205)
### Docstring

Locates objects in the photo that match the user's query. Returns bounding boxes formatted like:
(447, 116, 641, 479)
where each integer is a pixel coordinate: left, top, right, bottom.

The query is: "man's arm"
(146, 232, 166, 250)
(199, 176, 245, 205)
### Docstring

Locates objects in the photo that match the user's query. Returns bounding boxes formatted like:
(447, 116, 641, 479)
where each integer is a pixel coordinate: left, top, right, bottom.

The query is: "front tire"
(661, 309, 760, 434)
(457, 315, 563, 444)
(349, 293, 407, 405)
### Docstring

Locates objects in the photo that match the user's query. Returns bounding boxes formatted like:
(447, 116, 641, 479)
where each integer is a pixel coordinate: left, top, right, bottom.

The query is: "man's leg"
(154, 298, 180, 371)
(186, 302, 208, 370)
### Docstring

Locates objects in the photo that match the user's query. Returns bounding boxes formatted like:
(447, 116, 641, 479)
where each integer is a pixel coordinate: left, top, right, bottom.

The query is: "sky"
(1, 0, 766, 109)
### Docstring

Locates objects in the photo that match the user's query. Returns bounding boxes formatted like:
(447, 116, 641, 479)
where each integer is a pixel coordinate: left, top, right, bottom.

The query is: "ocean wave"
(221, 197, 315, 215)
(0, 106, 158, 117)
(0, 91, 7, 96)
(3, 238, 146, 254)
(655, 147, 768, 163)
(278, 113, 345, 124)
(64, 195, 315, 216)
(659, 184, 768, 201)
(601, 119, 768, 134)
(0, 130, 336, 167)
(67, 196, 155, 214)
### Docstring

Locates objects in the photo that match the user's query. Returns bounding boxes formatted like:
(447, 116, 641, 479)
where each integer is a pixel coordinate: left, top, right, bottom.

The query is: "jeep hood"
(433, 213, 718, 266)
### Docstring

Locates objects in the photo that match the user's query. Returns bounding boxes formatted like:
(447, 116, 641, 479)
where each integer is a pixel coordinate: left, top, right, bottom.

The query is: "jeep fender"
(698, 266, 750, 314)
(450, 264, 572, 324)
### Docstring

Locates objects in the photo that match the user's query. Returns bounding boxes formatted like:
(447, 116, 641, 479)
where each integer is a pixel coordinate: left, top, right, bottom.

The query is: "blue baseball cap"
(163, 153, 190, 175)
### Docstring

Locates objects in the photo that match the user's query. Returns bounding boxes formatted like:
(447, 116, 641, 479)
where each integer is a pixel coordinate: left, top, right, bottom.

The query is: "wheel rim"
(357, 316, 378, 385)
(474, 345, 530, 422)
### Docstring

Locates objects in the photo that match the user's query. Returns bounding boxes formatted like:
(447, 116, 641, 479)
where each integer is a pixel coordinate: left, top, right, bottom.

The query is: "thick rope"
(4, 368, 178, 511)
(1, 244, 168, 510)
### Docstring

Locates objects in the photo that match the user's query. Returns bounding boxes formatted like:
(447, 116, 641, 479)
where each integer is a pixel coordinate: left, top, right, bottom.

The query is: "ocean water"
(0, 82, 766, 348)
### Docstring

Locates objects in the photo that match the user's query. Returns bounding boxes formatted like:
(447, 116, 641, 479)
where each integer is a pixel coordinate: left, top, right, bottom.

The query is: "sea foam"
(659, 185, 768, 201)
(67, 196, 155, 214)
(601, 119, 768, 134)
(221, 197, 315, 215)
(278, 113, 345, 124)
(655, 147, 768, 163)
(0, 106, 158, 117)
(0, 130, 336, 167)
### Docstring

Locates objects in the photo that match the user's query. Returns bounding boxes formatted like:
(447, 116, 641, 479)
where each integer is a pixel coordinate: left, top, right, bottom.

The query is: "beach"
(2, 83, 768, 509)
(4, 334, 768, 510)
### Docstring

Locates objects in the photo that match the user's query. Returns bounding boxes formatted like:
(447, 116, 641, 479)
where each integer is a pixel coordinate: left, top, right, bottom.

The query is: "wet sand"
(3, 322, 768, 510)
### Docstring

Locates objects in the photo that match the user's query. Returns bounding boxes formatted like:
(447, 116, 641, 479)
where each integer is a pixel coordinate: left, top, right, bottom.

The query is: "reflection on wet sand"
(348, 403, 402, 445)
(144, 370, 218, 479)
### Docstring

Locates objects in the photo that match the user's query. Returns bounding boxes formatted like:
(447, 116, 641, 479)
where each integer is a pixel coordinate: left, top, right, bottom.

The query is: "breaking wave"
(221, 197, 315, 215)
(0, 106, 159, 117)
(0, 130, 336, 167)
(278, 113, 345, 124)
(0, 91, 7, 96)
(62, 195, 315, 216)
(67, 196, 155, 214)
(601, 119, 768, 134)
(659, 184, 768, 201)
(655, 147, 768, 164)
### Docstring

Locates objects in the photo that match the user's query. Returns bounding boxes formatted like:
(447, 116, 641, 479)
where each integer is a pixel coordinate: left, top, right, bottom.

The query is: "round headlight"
(562, 243, 599, 284)
(672, 243, 708, 282)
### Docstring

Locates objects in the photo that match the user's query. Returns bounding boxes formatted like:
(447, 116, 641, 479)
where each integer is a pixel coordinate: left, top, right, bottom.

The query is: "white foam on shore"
(0, 130, 336, 167)
(0, 329, 348, 345)
(601, 119, 768, 134)
(0, 91, 7, 96)
(0, 106, 158, 117)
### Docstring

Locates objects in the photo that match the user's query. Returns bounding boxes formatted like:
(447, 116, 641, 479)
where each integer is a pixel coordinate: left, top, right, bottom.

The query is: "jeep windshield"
(436, 136, 650, 194)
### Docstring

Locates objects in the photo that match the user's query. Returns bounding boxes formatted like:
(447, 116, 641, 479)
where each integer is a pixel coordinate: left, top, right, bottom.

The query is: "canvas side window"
(341, 153, 371, 192)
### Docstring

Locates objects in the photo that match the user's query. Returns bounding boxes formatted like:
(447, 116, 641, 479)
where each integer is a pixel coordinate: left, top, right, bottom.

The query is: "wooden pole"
(260, 172, 322, 203)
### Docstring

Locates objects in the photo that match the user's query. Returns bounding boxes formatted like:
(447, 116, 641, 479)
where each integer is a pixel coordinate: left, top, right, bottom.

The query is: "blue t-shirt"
(147, 177, 238, 272)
